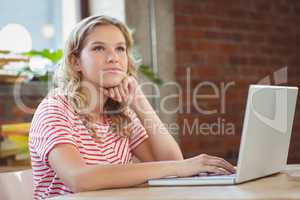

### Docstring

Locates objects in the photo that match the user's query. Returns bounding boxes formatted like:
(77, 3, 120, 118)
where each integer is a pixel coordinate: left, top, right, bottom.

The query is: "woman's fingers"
(113, 87, 122, 102)
(122, 77, 129, 94)
(210, 156, 236, 173)
(215, 156, 236, 173)
(177, 154, 236, 177)
(196, 154, 235, 174)
(204, 166, 231, 175)
(118, 84, 127, 102)
(107, 88, 120, 102)
(103, 89, 109, 96)
(128, 76, 137, 94)
(204, 156, 235, 174)
(102, 76, 138, 104)
(109, 88, 115, 99)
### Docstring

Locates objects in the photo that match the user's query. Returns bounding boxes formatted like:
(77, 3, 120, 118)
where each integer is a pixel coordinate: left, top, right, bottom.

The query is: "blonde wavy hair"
(52, 15, 137, 141)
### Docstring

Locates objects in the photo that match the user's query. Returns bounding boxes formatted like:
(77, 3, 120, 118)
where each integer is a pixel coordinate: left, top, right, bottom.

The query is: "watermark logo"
(251, 67, 288, 133)
(10, 65, 289, 136)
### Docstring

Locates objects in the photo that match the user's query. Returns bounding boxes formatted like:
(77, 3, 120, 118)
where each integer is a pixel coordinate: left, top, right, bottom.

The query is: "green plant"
(139, 64, 164, 85)
(21, 48, 164, 85)
(130, 43, 164, 85)
(22, 49, 63, 63)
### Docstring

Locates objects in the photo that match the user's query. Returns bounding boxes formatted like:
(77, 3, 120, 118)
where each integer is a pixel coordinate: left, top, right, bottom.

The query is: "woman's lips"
(102, 68, 124, 74)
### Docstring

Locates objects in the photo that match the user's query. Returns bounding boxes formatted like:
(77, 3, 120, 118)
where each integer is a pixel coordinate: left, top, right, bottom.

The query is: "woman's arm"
(48, 144, 178, 192)
(49, 144, 235, 192)
(130, 87, 184, 161)
(104, 77, 183, 161)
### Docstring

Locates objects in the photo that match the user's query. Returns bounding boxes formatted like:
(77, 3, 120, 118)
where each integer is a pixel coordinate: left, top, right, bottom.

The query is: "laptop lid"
(235, 85, 298, 183)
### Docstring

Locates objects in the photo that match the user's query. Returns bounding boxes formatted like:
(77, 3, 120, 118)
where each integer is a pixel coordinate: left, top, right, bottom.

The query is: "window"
(0, 0, 80, 51)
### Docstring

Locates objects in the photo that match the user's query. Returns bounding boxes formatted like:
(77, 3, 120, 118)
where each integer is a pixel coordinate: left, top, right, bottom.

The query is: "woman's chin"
(97, 73, 127, 88)
(101, 78, 123, 88)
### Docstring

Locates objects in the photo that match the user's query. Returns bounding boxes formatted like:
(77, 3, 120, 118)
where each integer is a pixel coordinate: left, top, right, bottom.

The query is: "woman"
(29, 15, 235, 199)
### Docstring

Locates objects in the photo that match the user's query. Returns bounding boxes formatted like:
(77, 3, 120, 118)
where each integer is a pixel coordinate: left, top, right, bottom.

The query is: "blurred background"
(0, 0, 299, 171)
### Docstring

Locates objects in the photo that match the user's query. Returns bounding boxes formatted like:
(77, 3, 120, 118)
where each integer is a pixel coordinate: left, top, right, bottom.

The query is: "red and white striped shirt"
(29, 94, 148, 199)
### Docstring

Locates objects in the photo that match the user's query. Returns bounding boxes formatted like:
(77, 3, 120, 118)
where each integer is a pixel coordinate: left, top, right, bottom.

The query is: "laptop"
(148, 85, 298, 186)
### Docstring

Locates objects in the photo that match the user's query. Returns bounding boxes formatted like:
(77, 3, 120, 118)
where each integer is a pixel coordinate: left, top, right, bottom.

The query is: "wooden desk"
(50, 165, 300, 200)
(0, 166, 31, 173)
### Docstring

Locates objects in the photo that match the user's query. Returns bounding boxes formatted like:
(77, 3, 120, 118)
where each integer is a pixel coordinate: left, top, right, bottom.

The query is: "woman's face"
(76, 24, 128, 88)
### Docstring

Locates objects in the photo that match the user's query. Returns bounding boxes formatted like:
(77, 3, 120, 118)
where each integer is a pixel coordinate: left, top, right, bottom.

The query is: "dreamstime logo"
(251, 67, 288, 133)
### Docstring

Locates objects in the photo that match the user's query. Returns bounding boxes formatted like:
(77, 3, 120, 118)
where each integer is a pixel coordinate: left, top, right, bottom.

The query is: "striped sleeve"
(127, 109, 149, 151)
(29, 96, 77, 163)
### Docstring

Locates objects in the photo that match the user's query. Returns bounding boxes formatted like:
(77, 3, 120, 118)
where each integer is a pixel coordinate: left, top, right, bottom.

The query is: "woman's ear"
(70, 54, 81, 72)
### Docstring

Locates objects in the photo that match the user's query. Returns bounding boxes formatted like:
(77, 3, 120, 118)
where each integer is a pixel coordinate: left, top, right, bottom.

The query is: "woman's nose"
(105, 50, 118, 63)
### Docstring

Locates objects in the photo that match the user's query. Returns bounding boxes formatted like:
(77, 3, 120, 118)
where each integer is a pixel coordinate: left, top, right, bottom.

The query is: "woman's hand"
(176, 154, 236, 177)
(103, 76, 139, 105)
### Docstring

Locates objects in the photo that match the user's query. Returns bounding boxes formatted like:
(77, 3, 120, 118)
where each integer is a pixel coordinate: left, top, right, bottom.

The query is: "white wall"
(89, 0, 125, 22)
(0, 0, 62, 50)
(62, 0, 80, 43)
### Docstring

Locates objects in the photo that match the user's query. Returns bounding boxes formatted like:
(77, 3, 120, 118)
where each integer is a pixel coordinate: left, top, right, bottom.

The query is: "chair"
(0, 122, 31, 136)
(0, 169, 33, 200)
(0, 122, 31, 165)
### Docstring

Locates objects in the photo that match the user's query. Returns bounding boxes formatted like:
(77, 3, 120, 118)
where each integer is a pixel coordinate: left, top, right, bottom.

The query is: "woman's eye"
(94, 46, 104, 52)
(116, 46, 126, 52)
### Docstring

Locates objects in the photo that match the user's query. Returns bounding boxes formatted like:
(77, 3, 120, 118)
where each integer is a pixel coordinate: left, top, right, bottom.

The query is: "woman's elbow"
(167, 148, 184, 160)
(66, 172, 88, 193)
(68, 171, 108, 193)
(158, 151, 183, 161)
(171, 153, 184, 160)
(165, 140, 184, 160)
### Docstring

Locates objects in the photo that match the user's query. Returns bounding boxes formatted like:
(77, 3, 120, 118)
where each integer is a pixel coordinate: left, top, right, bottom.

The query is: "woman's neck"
(81, 85, 108, 118)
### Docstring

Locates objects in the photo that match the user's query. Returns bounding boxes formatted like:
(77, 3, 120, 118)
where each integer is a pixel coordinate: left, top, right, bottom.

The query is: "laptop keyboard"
(163, 173, 236, 180)
(196, 172, 236, 177)
(189, 173, 237, 179)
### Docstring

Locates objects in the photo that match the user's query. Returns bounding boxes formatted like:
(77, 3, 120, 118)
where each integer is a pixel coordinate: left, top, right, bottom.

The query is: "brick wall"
(174, 0, 300, 164)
